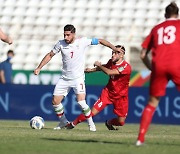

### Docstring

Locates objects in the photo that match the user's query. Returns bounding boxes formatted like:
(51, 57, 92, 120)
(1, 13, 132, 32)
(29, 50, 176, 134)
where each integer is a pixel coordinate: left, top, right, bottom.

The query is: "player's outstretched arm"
(34, 51, 55, 75)
(98, 39, 121, 53)
(94, 61, 119, 75)
(0, 28, 13, 45)
(84, 67, 101, 73)
(140, 49, 152, 71)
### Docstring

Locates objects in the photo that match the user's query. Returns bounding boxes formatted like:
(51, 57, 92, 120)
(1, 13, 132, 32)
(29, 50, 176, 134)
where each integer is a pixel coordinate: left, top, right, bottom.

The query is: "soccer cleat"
(89, 123, 96, 132)
(136, 140, 144, 146)
(65, 122, 75, 129)
(54, 121, 70, 130)
(105, 120, 116, 130)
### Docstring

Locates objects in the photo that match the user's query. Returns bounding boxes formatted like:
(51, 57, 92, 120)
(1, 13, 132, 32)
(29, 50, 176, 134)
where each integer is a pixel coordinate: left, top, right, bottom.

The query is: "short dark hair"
(115, 45, 125, 54)
(165, 2, 179, 18)
(64, 24, 76, 33)
(7, 50, 14, 55)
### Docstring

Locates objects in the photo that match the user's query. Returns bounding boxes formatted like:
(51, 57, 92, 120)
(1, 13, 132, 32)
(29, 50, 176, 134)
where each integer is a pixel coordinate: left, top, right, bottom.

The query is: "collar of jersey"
(115, 60, 124, 66)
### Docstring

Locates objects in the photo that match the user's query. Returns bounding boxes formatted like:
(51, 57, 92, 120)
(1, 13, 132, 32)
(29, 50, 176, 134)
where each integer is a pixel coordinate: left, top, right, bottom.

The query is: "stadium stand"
(0, 0, 179, 71)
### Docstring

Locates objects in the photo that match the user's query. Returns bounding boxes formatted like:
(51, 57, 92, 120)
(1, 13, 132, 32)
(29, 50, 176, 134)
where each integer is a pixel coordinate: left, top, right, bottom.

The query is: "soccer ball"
(30, 116, 45, 129)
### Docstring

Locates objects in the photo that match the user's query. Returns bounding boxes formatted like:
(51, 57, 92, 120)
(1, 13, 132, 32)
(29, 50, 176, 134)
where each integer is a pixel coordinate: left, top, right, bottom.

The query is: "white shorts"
(53, 75, 86, 96)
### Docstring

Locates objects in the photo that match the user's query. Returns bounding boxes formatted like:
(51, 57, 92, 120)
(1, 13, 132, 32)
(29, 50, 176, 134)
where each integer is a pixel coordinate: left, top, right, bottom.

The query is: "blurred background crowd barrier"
(0, 84, 180, 124)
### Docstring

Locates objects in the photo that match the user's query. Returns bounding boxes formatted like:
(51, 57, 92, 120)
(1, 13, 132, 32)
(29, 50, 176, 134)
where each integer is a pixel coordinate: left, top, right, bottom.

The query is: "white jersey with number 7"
(52, 37, 97, 80)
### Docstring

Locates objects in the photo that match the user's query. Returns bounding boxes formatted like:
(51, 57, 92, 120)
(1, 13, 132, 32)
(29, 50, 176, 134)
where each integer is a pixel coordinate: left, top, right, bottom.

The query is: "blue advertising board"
(0, 84, 180, 124)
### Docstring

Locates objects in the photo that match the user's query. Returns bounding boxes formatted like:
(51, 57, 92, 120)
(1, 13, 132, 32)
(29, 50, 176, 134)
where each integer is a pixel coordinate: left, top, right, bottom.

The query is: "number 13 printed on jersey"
(157, 26, 176, 45)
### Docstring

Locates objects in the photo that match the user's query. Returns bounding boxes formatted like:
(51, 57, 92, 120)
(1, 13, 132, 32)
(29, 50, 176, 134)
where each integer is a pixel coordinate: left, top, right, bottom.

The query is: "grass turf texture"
(0, 120, 179, 154)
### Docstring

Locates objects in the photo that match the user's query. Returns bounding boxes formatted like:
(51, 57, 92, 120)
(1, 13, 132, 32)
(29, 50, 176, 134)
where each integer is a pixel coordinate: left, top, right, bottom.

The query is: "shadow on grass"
(42, 137, 180, 147)
(42, 137, 130, 145)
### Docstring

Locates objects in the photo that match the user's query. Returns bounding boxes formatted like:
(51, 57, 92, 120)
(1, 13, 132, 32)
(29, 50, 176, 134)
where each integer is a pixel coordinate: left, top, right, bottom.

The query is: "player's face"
(64, 31, 75, 44)
(111, 51, 124, 63)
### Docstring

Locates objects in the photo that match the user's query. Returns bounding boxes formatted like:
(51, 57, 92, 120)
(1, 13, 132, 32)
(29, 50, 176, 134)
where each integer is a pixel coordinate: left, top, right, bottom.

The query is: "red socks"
(72, 112, 94, 126)
(137, 104, 156, 142)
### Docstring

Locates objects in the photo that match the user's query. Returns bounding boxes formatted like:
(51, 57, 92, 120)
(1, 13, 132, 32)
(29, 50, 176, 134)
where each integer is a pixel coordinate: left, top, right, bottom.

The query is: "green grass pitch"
(0, 120, 180, 154)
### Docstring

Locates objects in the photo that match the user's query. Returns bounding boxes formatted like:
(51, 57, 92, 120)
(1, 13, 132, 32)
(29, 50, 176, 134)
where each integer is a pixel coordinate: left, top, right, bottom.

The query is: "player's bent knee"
(52, 95, 64, 105)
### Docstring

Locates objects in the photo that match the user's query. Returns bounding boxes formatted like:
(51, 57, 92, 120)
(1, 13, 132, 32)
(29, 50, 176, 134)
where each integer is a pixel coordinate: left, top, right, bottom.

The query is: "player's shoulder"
(122, 60, 131, 69)
(123, 60, 130, 65)
(151, 22, 163, 31)
(55, 39, 64, 44)
(75, 36, 90, 41)
(55, 39, 67, 47)
(151, 20, 166, 31)
(59, 39, 65, 44)
(154, 19, 180, 29)
(107, 59, 112, 64)
(76, 36, 84, 39)
(75, 37, 93, 45)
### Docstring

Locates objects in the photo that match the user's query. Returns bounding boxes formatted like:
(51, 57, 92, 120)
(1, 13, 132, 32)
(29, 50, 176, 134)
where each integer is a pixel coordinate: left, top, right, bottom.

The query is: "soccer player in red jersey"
(66, 45, 131, 130)
(136, 2, 180, 146)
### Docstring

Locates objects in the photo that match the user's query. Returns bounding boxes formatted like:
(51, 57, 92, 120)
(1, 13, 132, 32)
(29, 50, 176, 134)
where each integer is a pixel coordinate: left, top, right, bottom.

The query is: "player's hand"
(84, 68, 92, 73)
(94, 61, 101, 67)
(8, 37, 13, 45)
(34, 68, 40, 75)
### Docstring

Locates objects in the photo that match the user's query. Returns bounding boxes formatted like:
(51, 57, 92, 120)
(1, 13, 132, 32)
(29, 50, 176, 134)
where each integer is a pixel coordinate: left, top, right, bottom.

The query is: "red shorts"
(93, 89, 128, 117)
(150, 65, 180, 96)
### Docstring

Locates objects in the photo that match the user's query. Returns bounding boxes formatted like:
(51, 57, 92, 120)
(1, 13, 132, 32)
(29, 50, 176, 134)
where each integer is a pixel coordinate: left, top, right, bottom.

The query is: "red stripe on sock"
(85, 114, 92, 119)
(56, 113, 64, 117)
(73, 112, 94, 126)
(73, 114, 86, 125)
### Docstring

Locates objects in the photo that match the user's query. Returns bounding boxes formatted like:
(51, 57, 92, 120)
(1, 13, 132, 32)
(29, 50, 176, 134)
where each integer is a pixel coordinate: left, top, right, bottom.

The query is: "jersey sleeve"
(141, 30, 153, 50)
(82, 37, 99, 47)
(52, 40, 62, 54)
(104, 59, 112, 68)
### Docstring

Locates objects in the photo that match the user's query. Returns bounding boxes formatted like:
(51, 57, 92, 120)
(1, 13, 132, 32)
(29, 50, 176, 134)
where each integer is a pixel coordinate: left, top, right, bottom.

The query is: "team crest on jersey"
(118, 64, 127, 72)
(118, 67, 124, 72)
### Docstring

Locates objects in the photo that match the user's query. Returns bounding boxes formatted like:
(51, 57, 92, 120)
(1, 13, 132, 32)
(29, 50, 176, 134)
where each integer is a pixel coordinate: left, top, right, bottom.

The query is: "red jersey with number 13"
(104, 59, 131, 99)
(142, 19, 180, 67)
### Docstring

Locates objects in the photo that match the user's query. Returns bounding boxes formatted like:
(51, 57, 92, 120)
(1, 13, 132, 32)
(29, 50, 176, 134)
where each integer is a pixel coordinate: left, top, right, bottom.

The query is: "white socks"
(78, 100, 91, 116)
(78, 100, 94, 126)
(53, 103, 68, 123)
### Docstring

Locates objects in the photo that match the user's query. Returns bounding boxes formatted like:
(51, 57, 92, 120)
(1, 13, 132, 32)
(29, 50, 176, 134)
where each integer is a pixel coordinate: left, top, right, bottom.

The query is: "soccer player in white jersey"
(34, 24, 121, 131)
